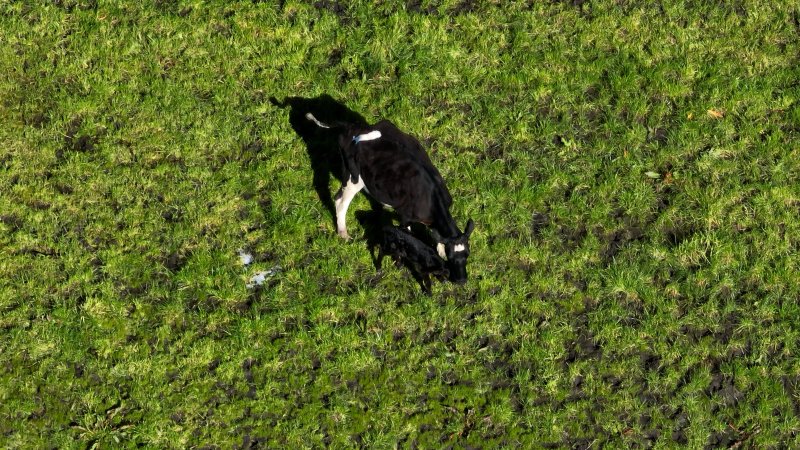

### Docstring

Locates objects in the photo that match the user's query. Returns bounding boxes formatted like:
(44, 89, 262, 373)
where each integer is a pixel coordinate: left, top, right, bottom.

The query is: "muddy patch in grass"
(314, 0, 349, 20)
(450, 0, 479, 14)
(57, 117, 100, 160)
(557, 221, 587, 252)
(647, 127, 669, 146)
(406, 0, 438, 14)
(781, 375, 800, 417)
(530, 211, 550, 238)
(598, 224, 645, 265)
(662, 220, 698, 248)
(0, 214, 24, 232)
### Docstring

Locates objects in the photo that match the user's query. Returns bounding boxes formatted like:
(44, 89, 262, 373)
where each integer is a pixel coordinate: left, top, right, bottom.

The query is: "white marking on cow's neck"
(353, 130, 381, 144)
(454, 244, 466, 253)
(437, 242, 446, 259)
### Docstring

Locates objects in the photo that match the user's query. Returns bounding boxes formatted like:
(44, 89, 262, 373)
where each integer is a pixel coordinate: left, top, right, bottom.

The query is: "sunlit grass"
(1, 0, 798, 447)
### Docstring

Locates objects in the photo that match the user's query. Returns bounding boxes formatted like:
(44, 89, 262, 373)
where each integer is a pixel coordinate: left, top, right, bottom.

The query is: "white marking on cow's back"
(437, 242, 446, 259)
(353, 130, 381, 144)
(454, 244, 466, 253)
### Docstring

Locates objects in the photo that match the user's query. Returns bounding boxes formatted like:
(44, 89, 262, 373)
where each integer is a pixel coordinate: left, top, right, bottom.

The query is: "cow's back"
(371, 120, 452, 208)
(357, 142, 438, 224)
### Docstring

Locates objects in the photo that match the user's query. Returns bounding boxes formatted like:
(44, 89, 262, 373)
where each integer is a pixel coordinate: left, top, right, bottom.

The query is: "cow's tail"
(305, 113, 332, 129)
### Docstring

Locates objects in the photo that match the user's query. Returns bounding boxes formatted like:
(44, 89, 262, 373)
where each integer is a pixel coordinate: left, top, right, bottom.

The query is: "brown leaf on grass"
(707, 108, 724, 119)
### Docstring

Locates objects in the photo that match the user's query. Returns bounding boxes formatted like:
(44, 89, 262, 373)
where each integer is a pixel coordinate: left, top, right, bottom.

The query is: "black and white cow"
(306, 113, 474, 284)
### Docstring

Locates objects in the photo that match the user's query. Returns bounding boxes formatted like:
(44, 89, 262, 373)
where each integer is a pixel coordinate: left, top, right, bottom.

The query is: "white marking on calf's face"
(353, 130, 381, 144)
(454, 244, 466, 253)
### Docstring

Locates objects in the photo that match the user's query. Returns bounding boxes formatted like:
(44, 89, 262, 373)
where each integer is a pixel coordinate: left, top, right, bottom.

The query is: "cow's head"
(432, 219, 475, 284)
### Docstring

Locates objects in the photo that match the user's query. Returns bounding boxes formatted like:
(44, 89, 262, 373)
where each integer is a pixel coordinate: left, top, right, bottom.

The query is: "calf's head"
(433, 219, 475, 284)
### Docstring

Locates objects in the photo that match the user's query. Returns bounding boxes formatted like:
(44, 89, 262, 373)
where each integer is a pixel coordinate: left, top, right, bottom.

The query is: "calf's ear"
(464, 219, 475, 237)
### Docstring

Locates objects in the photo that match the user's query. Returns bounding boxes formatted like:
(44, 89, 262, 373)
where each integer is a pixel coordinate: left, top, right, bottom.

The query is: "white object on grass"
(238, 249, 254, 266)
(246, 265, 281, 289)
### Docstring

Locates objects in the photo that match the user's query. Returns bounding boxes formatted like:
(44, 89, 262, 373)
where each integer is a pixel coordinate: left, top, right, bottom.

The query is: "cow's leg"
(334, 176, 365, 239)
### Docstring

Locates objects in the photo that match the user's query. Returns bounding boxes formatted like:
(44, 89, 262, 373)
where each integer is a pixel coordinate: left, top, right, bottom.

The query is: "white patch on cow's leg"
(437, 242, 446, 259)
(335, 177, 365, 239)
(454, 244, 466, 253)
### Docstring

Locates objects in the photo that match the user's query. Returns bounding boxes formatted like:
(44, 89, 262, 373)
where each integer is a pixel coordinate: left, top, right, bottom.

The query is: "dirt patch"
(704, 425, 753, 449)
(557, 222, 587, 251)
(530, 211, 550, 237)
(161, 207, 184, 223)
(599, 225, 644, 265)
(57, 117, 98, 160)
(185, 295, 221, 313)
(242, 358, 257, 399)
(713, 312, 739, 345)
(680, 324, 712, 344)
(616, 293, 644, 328)
(54, 182, 74, 195)
(236, 434, 268, 450)
(406, 0, 438, 14)
(240, 139, 263, 163)
(672, 363, 699, 395)
(563, 329, 602, 367)
(706, 365, 742, 408)
(654, 183, 675, 213)
(0, 214, 23, 232)
(163, 250, 190, 272)
(450, 0, 478, 14)
(563, 271, 587, 291)
(326, 48, 343, 67)
(639, 351, 661, 373)
(26, 111, 49, 129)
(314, 0, 349, 19)
(584, 85, 600, 101)
(662, 220, 697, 248)
(647, 127, 668, 146)
(782, 375, 800, 417)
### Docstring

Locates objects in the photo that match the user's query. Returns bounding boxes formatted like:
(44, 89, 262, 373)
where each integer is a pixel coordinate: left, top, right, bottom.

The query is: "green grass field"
(2, 0, 799, 447)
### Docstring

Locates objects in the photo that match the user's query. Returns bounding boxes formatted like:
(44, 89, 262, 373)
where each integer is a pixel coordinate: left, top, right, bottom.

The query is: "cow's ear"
(464, 219, 475, 237)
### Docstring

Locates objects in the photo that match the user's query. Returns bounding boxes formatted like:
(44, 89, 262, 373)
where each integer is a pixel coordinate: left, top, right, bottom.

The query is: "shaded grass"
(1, 0, 799, 448)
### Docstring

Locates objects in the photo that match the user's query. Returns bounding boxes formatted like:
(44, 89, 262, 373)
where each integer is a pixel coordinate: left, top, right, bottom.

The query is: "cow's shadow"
(270, 94, 368, 219)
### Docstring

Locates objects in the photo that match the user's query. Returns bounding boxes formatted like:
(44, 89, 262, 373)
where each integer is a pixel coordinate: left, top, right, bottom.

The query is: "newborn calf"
(378, 226, 449, 294)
